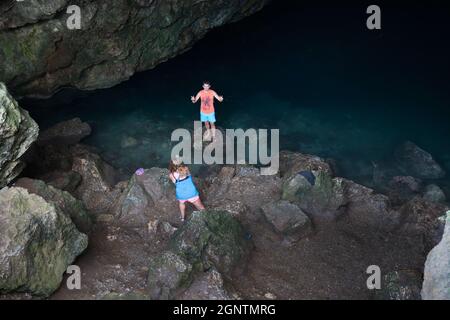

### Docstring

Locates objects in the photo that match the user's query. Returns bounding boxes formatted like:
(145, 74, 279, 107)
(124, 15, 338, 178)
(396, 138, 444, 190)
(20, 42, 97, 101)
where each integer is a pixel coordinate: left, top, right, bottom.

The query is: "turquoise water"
(24, 1, 450, 189)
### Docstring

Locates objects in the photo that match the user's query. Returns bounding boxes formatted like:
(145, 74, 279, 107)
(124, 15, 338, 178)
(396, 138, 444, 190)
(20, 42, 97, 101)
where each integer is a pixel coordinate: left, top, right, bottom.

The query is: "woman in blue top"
(169, 159, 205, 222)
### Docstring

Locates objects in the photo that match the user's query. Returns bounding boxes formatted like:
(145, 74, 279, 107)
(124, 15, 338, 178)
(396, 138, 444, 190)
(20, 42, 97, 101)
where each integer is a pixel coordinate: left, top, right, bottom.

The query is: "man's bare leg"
(211, 122, 216, 140)
(204, 121, 211, 140)
(179, 202, 186, 221)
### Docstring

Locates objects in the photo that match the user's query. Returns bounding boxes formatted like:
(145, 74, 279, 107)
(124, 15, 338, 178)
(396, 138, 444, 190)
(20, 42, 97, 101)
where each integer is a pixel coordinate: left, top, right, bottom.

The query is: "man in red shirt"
(191, 81, 224, 140)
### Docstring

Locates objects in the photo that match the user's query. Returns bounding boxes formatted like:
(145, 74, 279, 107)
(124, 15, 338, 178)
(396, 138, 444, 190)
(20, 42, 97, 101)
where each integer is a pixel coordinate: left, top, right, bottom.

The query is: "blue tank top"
(175, 175, 199, 200)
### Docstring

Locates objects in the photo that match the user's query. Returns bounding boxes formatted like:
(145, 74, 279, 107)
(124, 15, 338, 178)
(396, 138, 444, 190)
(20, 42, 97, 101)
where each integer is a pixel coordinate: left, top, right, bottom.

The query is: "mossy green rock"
(15, 177, 93, 233)
(375, 270, 422, 300)
(147, 210, 251, 299)
(0, 83, 39, 188)
(147, 251, 193, 300)
(171, 210, 251, 275)
(0, 187, 88, 297)
(282, 170, 346, 220)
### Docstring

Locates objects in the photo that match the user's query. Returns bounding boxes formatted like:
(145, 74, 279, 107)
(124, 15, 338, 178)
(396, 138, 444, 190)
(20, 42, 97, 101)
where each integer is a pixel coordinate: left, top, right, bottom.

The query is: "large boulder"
(0, 83, 39, 188)
(113, 168, 178, 227)
(71, 145, 119, 213)
(387, 176, 422, 205)
(342, 179, 400, 232)
(0, 0, 269, 98)
(0, 187, 88, 297)
(280, 151, 346, 221)
(37, 118, 91, 147)
(206, 165, 282, 214)
(178, 267, 235, 300)
(135, 168, 177, 210)
(375, 270, 422, 300)
(422, 211, 450, 300)
(114, 173, 152, 227)
(280, 152, 400, 230)
(147, 210, 251, 299)
(171, 210, 251, 275)
(395, 141, 445, 180)
(398, 197, 448, 253)
(209, 200, 249, 221)
(282, 171, 346, 222)
(14, 177, 93, 233)
(261, 200, 312, 244)
(279, 150, 333, 178)
(147, 251, 193, 300)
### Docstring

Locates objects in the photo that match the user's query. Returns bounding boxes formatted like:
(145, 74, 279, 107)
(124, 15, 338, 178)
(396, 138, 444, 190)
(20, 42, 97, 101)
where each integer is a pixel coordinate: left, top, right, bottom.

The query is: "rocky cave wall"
(0, 0, 269, 98)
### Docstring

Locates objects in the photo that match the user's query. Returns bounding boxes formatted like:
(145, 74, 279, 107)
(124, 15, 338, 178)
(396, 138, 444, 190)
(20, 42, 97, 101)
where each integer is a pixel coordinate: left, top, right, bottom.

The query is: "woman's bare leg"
(192, 198, 205, 211)
(179, 202, 186, 221)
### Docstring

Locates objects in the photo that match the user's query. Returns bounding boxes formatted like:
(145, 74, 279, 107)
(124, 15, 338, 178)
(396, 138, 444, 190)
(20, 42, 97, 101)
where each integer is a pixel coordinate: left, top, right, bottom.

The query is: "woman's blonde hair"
(168, 160, 180, 173)
(176, 165, 190, 178)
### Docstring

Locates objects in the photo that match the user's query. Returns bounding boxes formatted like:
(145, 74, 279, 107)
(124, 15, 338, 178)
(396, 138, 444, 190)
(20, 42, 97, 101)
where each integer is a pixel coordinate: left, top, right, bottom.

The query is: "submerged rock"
(37, 118, 91, 147)
(14, 177, 93, 233)
(422, 211, 450, 300)
(120, 136, 139, 149)
(147, 210, 251, 299)
(0, 83, 39, 188)
(0, 187, 88, 297)
(0, 0, 269, 98)
(395, 141, 445, 180)
(423, 184, 446, 204)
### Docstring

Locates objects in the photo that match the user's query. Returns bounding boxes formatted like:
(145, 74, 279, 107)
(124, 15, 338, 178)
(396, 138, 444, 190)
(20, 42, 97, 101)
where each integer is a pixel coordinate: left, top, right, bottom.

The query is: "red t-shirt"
(199, 90, 216, 114)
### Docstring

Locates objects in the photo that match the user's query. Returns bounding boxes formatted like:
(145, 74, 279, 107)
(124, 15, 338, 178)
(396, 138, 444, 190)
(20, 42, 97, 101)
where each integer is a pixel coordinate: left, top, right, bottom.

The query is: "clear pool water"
(24, 1, 450, 190)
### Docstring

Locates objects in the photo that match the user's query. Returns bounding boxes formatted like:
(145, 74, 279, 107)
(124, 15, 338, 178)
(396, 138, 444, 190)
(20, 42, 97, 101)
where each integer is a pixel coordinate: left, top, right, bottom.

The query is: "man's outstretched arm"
(213, 91, 224, 102)
(191, 92, 201, 103)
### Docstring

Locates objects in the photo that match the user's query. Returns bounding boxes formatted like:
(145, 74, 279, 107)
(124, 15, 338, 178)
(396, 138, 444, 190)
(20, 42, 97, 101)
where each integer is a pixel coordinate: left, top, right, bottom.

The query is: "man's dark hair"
(203, 81, 211, 86)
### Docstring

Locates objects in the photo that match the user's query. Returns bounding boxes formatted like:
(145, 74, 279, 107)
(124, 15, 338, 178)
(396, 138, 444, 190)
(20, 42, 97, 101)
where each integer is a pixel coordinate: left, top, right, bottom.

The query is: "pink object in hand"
(135, 168, 145, 176)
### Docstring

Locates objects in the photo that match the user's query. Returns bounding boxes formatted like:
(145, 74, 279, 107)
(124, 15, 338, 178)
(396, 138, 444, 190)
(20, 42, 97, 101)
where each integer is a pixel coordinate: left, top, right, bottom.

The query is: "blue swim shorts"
(200, 112, 216, 123)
